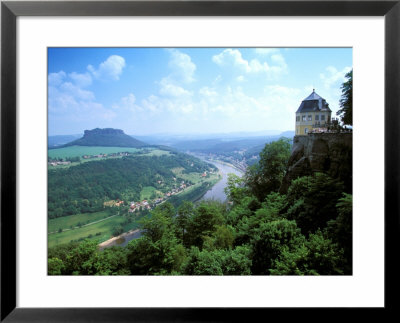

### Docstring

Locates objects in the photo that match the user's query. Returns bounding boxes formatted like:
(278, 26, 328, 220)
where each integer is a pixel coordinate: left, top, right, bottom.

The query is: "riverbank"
(188, 153, 246, 174)
(205, 158, 245, 174)
(198, 160, 243, 202)
(99, 160, 240, 249)
(98, 229, 140, 250)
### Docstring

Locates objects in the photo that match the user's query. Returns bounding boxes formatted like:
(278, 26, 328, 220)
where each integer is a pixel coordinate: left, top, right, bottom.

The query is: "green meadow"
(48, 212, 139, 248)
(48, 210, 113, 233)
(140, 186, 163, 200)
(48, 146, 141, 159)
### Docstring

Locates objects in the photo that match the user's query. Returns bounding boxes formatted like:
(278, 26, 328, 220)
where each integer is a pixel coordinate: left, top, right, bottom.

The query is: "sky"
(48, 47, 352, 136)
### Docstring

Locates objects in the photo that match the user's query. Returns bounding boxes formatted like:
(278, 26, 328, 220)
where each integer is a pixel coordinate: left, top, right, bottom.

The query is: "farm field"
(48, 213, 139, 248)
(140, 186, 163, 200)
(48, 210, 113, 233)
(48, 146, 141, 159)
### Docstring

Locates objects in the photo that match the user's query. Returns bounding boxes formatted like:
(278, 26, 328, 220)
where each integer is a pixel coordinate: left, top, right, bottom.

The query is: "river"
(100, 158, 243, 249)
(198, 159, 244, 202)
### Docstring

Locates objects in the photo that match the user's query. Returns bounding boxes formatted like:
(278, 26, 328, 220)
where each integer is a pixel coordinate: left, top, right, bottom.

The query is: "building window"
(305, 128, 308, 134)
(321, 115, 325, 121)
(302, 115, 306, 121)
(296, 116, 300, 122)
(315, 115, 319, 121)
(308, 115, 312, 121)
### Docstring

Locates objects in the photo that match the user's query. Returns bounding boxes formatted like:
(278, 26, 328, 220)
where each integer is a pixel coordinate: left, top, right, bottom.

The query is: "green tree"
(224, 173, 248, 205)
(127, 231, 183, 275)
(286, 173, 345, 234)
(234, 192, 286, 247)
(186, 201, 225, 248)
(326, 193, 352, 274)
(48, 257, 65, 275)
(213, 225, 235, 250)
(112, 225, 124, 237)
(336, 69, 353, 125)
(182, 247, 223, 275)
(155, 202, 175, 219)
(176, 201, 194, 245)
(140, 211, 173, 242)
(250, 218, 304, 275)
(270, 230, 345, 275)
(94, 247, 130, 275)
(64, 239, 99, 275)
(245, 138, 291, 201)
(182, 246, 252, 275)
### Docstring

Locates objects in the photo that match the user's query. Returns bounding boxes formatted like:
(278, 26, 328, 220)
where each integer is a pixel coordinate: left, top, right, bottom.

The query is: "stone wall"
(279, 132, 352, 193)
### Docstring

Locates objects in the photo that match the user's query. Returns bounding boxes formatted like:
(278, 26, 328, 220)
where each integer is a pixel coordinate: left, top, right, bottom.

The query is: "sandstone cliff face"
(280, 133, 352, 193)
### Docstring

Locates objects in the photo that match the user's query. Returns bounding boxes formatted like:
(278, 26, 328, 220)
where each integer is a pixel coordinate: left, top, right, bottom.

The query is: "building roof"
(296, 89, 331, 113)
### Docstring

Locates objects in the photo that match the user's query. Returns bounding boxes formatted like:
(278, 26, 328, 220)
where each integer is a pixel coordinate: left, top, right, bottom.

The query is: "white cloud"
(141, 95, 162, 113)
(271, 54, 287, 70)
(48, 71, 66, 87)
(320, 66, 352, 89)
(68, 72, 92, 87)
(59, 82, 95, 101)
(168, 49, 196, 83)
(48, 69, 115, 122)
(265, 85, 301, 97)
(112, 93, 143, 113)
(136, 50, 196, 115)
(212, 49, 249, 71)
(87, 55, 126, 81)
(159, 77, 192, 97)
(236, 75, 245, 82)
(199, 86, 218, 98)
(212, 49, 287, 76)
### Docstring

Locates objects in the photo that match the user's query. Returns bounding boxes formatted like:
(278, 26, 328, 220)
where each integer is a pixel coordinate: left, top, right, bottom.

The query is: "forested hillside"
(48, 138, 352, 276)
(48, 152, 215, 218)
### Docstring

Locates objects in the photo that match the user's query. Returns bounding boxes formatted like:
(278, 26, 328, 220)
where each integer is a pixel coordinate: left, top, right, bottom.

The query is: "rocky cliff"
(280, 133, 352, 193)
(63, 128, 147, 148)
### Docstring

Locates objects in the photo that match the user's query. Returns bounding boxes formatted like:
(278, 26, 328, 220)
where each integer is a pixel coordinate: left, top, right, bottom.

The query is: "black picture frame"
(1, 0, 399, 321)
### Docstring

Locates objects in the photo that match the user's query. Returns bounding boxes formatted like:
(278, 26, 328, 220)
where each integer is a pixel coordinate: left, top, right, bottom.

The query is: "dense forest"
(48, 152, 215, 218)
(48, 138, 352, 275)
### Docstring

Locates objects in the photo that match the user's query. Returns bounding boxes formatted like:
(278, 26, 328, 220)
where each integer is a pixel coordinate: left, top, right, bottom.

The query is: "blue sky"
(48, 47, 352, 136)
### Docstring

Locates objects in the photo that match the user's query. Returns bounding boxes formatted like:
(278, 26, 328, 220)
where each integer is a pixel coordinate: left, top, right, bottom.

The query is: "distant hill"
(61, 128, 147, 148)
(172, 136, 283, 154)
(279, 130, 295, 138)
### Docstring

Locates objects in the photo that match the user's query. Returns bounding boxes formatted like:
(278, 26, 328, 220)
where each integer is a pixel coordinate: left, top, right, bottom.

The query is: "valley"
(48, 137, 223, 247)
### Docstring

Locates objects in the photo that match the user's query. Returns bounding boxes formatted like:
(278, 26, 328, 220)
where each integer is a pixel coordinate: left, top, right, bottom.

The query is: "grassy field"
(171, 167, 215, 184)
(48, 147, 171, 170)
(48, 210, 113, 233)
(48, 213, 139, 248)
(48, 146, 141, 159)
(140, 186, 163, 200)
